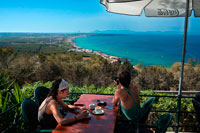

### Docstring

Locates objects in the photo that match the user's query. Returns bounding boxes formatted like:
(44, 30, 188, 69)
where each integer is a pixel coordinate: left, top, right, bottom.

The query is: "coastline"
(67, 35, 121, 63)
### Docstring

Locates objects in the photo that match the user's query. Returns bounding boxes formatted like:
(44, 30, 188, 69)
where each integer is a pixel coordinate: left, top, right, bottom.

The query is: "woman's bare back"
(120, 84, 140, 110)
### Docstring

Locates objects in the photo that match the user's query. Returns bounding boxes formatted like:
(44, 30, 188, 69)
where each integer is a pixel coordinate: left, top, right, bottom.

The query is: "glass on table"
(89, 104, 95, 110)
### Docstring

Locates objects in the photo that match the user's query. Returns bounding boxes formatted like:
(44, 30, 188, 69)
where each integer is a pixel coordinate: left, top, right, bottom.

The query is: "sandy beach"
(67, 35, 121, 63)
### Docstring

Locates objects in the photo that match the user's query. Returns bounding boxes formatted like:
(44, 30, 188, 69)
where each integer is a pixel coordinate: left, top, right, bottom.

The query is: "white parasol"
(101, 0, 200, 17)
(100, 0, 200, 132)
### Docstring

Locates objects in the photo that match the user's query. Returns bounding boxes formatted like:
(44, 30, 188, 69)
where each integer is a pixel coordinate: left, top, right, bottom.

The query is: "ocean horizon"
(74, 33, 200, 67)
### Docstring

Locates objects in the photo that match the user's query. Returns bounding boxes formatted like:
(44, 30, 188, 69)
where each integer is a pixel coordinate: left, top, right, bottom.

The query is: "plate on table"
(92, 110, 104, 115)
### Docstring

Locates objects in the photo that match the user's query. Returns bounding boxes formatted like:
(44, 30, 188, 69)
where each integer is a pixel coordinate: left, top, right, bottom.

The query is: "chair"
(192, 98, 200, 125)
(34, 86, 50, 106)
(151, 113, 173, 133)
(194, 92, 200, 103)
(137, 113, 173, 133)
(115, 113, 173, 133)
(116, 97, 156, 123)
(114, 97, 156, 133)
(139, 97, 156, 123)
(21, 99, 54, 132)
(21, 99, 39, 130)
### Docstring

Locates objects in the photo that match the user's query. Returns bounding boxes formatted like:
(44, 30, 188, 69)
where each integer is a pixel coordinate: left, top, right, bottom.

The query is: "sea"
(74, 33, 200, 67)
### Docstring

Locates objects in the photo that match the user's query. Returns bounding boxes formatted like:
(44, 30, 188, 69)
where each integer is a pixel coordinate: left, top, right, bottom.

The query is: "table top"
(53, 94, 118, 133)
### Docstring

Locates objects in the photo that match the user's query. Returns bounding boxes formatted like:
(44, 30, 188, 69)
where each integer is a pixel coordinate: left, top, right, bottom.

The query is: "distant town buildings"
(68, 35, 121, 63)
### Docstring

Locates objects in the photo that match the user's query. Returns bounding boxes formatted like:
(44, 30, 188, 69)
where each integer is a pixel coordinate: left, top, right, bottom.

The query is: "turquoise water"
(74, 34, 200, 67)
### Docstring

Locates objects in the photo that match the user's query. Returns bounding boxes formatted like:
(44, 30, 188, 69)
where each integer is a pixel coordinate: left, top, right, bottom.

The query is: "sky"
(0, 0, 200, 34)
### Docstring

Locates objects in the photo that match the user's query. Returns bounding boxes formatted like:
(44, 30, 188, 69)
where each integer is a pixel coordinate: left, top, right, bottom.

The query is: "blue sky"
(0, 0, 200, 34)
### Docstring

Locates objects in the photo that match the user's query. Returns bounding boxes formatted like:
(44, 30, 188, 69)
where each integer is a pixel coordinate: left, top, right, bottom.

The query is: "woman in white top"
(38, 79, 88, 129)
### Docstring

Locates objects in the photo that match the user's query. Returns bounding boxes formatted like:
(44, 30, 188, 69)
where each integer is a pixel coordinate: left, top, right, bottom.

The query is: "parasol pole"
(175, 0, 190, 132)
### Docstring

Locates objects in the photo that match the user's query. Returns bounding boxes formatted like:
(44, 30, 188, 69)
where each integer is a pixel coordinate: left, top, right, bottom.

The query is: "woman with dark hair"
(113, 70, 142, 121)
(38, 79, 89, 129)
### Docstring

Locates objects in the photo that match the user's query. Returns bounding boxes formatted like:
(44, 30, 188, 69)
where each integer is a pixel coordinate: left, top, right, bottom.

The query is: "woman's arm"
(68, 105, 87, 110)
(50, 100, 88, 125)
(57, 99, 70, 111)
(113, 89, 121, 106)
(58, 99, 87, 111)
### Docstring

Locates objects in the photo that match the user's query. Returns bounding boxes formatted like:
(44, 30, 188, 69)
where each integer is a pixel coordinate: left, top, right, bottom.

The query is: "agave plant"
(0, 73, 16, 132)
(0, 73, 52, 132)
(0, 73, 15, 113)
(0, 92, 9, 113)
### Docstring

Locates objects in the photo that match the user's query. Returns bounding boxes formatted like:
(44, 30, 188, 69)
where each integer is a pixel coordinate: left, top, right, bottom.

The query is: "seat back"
(155, 113, 173, 133)
(139, 97, 156, 123)
(21, 99, 39, 130)
(34, 86, 50, 106)
(194, 92, 200, 103)
(192, 98, 200, 124)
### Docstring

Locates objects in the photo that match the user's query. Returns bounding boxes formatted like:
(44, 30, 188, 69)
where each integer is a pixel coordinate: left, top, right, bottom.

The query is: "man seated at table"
(113, 70, 142, 121)
(38, 79, 89, 129)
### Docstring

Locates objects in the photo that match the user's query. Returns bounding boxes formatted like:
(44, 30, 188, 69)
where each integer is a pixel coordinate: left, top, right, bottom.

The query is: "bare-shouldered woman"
(38, 79, 89, 129)
(113, 71, 142, 121)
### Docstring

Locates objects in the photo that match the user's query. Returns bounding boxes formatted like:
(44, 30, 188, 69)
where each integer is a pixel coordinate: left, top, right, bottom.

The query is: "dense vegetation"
(1, 33, 199, 91)
(0, 33, 78, 54)
(0, 75, 52, 132)
(0, 46, 200, 91)
(0, 76, 197, 132)
(0, 33, 199, 132)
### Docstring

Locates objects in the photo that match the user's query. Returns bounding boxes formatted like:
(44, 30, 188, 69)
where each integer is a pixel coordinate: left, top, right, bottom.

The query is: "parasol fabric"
(101, 0, 200, 17)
